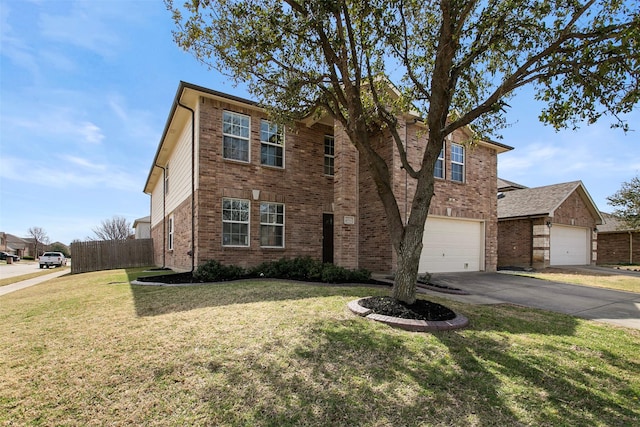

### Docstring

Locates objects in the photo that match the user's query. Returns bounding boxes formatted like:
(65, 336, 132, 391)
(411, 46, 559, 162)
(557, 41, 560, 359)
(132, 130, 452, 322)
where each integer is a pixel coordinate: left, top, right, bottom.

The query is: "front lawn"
(1, 268, 638, 426)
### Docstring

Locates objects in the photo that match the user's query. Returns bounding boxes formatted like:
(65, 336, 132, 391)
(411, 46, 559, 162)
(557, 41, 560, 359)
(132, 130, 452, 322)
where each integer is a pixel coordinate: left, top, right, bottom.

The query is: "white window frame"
(222, 111, 250, 163)
(434, 148, 445, 179)
(324, 135, 335, 176)
(222, 198, 250, 247)
(451, 143, 465, 183)
(260, 120, 284, 168)
(168, 214, 174, 251)
(260, 202, 285, 248)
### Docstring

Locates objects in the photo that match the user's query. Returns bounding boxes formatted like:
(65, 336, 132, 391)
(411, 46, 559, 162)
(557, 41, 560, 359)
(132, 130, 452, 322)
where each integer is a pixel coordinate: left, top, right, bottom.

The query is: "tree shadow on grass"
(192, 307, 638, 426)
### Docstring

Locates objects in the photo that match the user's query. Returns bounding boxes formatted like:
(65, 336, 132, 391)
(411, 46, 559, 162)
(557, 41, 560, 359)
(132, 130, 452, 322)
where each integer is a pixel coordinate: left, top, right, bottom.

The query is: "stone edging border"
(347, 298, 469, 332)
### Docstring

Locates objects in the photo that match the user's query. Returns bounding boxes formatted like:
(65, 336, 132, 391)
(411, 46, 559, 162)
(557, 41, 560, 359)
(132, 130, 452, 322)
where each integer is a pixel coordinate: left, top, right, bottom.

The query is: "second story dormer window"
(260, 120, 284, 168)
(451, 143, 465, 182)
(324, 135, 335, 176)
(223, 111, 250, 162)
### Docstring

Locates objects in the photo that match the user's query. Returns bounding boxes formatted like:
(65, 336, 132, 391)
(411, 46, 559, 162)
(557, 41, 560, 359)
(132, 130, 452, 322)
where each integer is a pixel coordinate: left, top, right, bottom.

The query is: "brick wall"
(193, 97, 335, 270)
(358, 120, 500, 273)
(597, 231, 640, 264)
(497, 218, 533, 268)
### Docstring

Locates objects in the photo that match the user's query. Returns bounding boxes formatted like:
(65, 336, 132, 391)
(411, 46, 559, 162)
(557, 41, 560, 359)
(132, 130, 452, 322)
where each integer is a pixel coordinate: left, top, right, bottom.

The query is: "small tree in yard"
(169, 0, 639, 304)
(27, 226, 49, 257)
(607, 175, 640, 229)
(91, 216, 132, 241)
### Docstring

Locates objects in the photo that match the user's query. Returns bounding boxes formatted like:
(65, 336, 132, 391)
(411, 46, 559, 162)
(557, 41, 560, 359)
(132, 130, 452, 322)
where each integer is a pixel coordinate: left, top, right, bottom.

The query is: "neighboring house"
(597, 212, 640, 265)
(497, 180, 603, 269)
(143, 81, 512, 273)
(133, 216, 151, 239)
(1, 233, 30, 258)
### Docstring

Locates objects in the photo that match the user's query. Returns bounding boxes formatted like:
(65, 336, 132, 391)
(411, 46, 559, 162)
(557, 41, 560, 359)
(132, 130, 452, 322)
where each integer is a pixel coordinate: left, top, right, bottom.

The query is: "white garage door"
(550, 225, 590, 265)
(419, 217, 484, 273)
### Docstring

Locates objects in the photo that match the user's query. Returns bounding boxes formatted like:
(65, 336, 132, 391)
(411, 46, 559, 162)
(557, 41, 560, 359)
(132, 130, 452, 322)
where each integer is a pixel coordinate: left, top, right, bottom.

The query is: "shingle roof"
(498, 181, 603, 224)
(598, 212, 637, 232)
(497, 178, 528, 192)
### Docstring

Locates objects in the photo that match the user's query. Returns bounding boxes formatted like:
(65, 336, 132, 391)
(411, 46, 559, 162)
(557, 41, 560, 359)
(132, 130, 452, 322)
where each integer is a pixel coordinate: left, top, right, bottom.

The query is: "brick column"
(332, 123, 359, 269)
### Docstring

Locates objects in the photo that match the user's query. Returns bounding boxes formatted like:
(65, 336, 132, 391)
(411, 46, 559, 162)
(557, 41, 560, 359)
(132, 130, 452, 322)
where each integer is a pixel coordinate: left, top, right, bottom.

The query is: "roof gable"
(498, 181, 603, 224)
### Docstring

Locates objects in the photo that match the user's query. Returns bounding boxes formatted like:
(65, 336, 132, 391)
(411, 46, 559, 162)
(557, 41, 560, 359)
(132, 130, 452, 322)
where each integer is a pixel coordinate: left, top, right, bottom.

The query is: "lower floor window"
(222, 198, 250, 246)
(260, 202, 284, 247)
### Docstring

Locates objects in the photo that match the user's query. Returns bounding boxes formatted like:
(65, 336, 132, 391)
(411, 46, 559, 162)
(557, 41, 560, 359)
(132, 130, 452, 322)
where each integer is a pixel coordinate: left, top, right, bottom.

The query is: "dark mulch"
(137, 272, 208, 284)
(358, 296, 456, 321)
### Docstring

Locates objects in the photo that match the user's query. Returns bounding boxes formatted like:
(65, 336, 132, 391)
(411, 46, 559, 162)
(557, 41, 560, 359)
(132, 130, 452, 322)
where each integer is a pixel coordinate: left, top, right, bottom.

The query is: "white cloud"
(38, 1, 122, 58)
(0, 155, 140, 192)
(62, 155, 107, 171)
(0, 2, 40, 78)
(2, 105, 104, 146)
(107, 93, 160, 147)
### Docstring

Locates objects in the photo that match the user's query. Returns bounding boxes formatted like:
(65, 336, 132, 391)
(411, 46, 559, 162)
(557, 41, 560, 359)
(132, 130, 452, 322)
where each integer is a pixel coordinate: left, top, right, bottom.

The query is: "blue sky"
(1, 0, 638, 245)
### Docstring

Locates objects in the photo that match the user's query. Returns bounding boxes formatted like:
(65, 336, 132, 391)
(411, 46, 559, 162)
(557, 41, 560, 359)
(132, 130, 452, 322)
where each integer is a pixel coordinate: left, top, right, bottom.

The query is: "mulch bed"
(358, 296, 456, 321)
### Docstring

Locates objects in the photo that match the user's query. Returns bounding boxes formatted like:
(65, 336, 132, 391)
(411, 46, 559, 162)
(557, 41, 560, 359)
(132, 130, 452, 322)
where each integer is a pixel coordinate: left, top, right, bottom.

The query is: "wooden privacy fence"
(70, 239, 154, 274)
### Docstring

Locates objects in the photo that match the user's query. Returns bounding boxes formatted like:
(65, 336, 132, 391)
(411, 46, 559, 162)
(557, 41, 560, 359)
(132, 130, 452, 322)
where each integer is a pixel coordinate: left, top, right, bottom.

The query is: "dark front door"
(322, 214, 334, 264)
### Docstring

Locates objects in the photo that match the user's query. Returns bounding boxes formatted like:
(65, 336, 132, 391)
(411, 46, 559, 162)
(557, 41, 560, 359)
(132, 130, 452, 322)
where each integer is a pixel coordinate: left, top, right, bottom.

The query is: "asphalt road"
(0, 261, 47, 279)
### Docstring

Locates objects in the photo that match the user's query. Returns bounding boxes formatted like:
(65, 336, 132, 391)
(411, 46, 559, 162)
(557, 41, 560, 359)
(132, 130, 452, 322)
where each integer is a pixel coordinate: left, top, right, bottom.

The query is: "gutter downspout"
(177, 100, 196, 273)
(153, 164, 167, 268)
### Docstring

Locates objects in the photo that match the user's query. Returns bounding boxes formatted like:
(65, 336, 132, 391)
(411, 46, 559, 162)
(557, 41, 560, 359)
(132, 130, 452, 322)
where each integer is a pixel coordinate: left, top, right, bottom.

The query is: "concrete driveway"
(424, 269, 640, 330)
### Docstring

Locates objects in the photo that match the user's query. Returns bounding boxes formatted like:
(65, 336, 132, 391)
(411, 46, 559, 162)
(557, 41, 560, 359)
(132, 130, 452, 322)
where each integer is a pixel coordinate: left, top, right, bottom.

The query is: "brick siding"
(151, 88, 504, 274)
(597, 231, 640, 264)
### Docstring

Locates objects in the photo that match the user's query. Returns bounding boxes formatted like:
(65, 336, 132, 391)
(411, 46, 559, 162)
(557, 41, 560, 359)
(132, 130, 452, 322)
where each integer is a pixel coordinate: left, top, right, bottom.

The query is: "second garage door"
(419, 217, 484, 273)
(550, 225, 590, 265)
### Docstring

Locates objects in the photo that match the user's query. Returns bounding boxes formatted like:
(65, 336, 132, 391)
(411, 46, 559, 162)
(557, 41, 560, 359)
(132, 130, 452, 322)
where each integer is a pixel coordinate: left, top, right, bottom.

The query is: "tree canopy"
(168, 0, 639, 303)
(607, 175, 640, 229)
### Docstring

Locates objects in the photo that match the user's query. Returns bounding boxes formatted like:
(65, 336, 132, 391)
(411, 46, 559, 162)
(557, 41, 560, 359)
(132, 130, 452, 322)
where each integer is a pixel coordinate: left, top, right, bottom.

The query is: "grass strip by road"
(1, 268, 638, 426)
(0, 267, 70, 287)
(511, 268, 640, 293)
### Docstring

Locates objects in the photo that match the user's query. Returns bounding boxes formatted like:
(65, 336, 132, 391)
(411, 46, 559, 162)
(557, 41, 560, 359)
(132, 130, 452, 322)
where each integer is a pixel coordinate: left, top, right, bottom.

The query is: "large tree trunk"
(390, 169, 436, 304)
(391, 223, 424, 304)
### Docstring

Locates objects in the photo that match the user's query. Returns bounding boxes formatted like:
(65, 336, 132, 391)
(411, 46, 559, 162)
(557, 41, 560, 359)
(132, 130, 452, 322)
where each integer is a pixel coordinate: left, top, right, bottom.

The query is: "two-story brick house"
(144, 81, 512, 274)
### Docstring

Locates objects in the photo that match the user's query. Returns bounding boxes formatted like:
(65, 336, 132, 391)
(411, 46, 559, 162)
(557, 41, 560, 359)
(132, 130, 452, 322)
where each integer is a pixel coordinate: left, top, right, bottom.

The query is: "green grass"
(1, 268, 639, 426)
(511, 268, 640, 293)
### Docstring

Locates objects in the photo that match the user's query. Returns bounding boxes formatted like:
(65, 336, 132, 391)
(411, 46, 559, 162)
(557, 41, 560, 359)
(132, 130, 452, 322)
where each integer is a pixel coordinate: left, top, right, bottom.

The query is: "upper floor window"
(324, 135, 335, 176)
(223, 111, 250, 162)
(451, 143, 465, 182)
(222, 198, 250, 246)
(260, 202, 285, 247)
(434, 148, 444, 179)
(260, 120, 284, 168)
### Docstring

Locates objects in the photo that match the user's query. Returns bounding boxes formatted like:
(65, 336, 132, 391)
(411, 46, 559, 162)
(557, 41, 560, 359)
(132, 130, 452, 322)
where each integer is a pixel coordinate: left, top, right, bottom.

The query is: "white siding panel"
(550, 225, 589, 265)
(166, 121, 194, 214)
(420, 217, 484, 273)
(150, 181, 164, 227)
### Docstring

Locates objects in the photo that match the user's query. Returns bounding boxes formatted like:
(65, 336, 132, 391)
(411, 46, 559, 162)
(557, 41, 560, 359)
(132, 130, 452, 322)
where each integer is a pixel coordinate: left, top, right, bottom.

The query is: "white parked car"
(39, 252, 67, 268)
